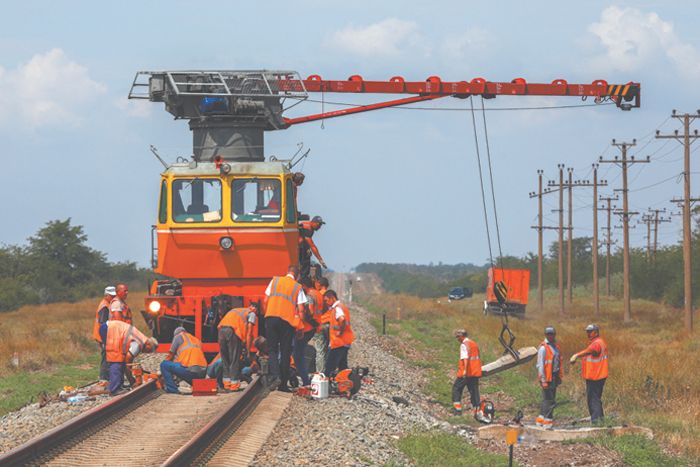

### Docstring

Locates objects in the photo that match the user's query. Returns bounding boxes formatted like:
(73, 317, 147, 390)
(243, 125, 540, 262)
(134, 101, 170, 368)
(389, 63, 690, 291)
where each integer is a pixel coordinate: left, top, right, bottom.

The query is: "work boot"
(229, 382, 242, 392)
(535, 416, 544, 427)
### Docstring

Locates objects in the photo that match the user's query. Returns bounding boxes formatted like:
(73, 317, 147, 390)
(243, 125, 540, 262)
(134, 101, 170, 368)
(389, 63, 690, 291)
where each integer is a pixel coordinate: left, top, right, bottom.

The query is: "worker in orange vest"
(94, 286, 116, 387)
(452, 329, 490, 423)
(207, 352, 223, 390)
(262, 265, 307, 392)
(99, 320, 157, 396)
(160, 327, 208, 394)
(294, 276, 321, 386)
(218, 304, 258, 392)
(536, 326, 562, 429)
(570, 324, 608, 424)
(298, 216, 327, 276)
(110, 283, 132, 324)
(322, 289, 354, 377)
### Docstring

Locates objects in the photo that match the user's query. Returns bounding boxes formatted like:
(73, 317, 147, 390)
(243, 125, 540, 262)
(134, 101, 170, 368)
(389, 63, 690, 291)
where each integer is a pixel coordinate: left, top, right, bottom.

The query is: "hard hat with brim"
(105, 286, 117, 296)
(585, 324, 599, 332)
(544, 326, 556, 334)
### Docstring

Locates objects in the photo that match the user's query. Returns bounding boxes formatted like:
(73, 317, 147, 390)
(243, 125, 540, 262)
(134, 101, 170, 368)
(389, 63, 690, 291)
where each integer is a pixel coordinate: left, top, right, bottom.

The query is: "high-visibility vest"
(265, 276, 302, 329)
(109, 298, 132, 324)
(301, 288, 322, 333)
(174, 332, 208, 368)
(93, 298, 111, 342)
(329, 301, 354, 349)
(219, 308, 256, 343)
(538, 340, 563, 383)
(105, 321, 148, 363)
(582, 337, 608, 380)
(309, 288, 330, 327)
(458, 338, 482, 378)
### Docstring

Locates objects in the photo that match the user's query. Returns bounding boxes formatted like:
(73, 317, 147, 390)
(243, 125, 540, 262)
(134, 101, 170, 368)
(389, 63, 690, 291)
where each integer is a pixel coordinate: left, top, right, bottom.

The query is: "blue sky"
(1, 2, 700, 271)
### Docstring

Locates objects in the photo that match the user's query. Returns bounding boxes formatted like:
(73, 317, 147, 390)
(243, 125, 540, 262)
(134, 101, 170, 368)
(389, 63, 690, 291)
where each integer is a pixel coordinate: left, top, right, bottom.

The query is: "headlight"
(220, 236, 233, 249)
(149, 301, 161, 312)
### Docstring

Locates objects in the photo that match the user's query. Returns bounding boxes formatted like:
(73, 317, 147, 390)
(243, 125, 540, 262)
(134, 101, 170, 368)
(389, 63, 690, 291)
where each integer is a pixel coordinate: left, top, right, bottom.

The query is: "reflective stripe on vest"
(329, 302, 354, 349)
(175, 332, 207, 368)
(122, 325, 145, 357)
(219, 308, 251, 342)
(538, 340, 562, 382)
(582, 337, 609, 381)
(93, 299, 110, 342)
(465, 339, 482, 377)
(266, 276, 302, 328)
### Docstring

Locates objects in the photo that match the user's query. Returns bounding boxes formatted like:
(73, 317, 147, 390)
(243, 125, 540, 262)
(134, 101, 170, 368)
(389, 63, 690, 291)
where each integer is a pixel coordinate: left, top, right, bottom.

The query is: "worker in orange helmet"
(452, 329, 490, 423)
(93, 286, 116, 386)
(536, 326, 562, 429)
(298, 216, 327, 276)
(217, 304, 258, 392)
(110, 283, 132, 324)
(99, 320, 157, 396)
(322, 289, 354, 377)
(570, 324, 608, 425)
(161, 327, 208, 394)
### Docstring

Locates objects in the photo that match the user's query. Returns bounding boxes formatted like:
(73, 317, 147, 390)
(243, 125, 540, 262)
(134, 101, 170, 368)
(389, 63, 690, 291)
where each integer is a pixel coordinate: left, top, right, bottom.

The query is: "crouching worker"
(218, 305, 257, 392)
(452, 329, 490, 423)
(100, 320, 157, 396)
(160, 327, 207, 394)
(242, 336, 269, 381)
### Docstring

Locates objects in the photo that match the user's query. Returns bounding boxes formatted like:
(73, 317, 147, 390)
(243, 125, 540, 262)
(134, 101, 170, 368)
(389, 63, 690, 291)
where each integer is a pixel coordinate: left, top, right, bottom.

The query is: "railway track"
(0, 376, 291, 467)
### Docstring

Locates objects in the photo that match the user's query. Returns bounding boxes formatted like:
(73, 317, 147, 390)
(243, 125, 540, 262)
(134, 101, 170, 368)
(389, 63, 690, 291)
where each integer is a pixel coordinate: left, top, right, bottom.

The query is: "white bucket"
(311, 373, 328, 399)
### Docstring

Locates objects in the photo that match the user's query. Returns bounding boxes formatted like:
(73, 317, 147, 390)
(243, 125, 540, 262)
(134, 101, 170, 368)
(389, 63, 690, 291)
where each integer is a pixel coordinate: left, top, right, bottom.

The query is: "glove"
(320, 260, 327, 269)
(542, 382, 549, 389)
(570, 355, 578, 364)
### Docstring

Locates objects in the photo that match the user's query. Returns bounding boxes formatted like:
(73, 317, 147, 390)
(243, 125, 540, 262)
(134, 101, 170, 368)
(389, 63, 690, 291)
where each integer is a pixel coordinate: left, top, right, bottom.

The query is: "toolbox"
(192, 379, 218, 396)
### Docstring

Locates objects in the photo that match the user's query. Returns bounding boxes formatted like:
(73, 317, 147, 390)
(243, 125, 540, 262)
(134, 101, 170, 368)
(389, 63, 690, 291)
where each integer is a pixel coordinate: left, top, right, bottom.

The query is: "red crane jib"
(281, 76, 640, 126)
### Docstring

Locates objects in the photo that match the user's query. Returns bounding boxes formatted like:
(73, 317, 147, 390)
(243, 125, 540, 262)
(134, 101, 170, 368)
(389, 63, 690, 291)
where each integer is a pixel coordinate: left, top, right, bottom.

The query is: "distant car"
(448, 287, 472, 300)
(356, 276, 362, 282)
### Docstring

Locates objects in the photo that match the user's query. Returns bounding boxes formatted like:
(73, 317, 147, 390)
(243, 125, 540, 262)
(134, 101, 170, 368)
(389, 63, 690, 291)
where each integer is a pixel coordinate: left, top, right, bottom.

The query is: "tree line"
(357, 211, 700, 308)
(0, 219, 156, 312)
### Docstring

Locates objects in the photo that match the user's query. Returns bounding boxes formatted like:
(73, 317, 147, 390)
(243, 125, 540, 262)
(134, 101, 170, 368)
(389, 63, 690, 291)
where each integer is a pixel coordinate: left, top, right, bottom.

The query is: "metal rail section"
(0, 379, 159, 467)
(161, 375, 264, 467)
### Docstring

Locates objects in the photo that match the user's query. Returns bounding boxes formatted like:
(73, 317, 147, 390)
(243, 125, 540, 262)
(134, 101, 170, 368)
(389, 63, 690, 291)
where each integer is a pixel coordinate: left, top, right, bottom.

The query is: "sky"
(1, 1, 700, 271)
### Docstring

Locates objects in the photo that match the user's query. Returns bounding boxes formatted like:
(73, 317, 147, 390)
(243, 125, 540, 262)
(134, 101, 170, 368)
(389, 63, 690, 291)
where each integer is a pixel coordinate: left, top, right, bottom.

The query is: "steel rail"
(0, 379, 159, 467)
(160, 375, 264, 467)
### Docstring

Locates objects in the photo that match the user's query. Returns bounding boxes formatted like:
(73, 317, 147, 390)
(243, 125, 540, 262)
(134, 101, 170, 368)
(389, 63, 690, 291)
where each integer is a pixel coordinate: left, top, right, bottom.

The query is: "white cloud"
(442, 27, 494, 59)
(114, 96, 152, 118)
(328, 18, 429, 58)
(0, 48, 106, 128)
(587, 6, 700, 78)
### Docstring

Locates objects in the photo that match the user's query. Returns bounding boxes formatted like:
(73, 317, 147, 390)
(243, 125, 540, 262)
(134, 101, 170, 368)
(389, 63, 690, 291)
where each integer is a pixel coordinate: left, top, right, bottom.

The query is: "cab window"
(172, 178, 222, 223)
(286, 178, 297, 223)
(158, 180, 168, 224)
(231, 178, 281, 222)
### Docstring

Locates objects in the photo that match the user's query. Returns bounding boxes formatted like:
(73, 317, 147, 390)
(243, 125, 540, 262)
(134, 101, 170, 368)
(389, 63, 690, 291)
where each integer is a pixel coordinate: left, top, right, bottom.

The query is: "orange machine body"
(485, 267, 530, 315)
(142, 161, 299, 353)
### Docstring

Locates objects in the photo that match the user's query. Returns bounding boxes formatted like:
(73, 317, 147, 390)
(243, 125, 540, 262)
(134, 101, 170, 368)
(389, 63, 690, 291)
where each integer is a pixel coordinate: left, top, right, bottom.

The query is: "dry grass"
(0, 292, 149, 379)
(359, 290, 700, 460)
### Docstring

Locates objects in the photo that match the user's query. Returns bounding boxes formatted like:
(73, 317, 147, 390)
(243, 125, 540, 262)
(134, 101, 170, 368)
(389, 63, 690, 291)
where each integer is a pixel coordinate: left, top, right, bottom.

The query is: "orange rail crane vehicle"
(128, 71, 639, 353)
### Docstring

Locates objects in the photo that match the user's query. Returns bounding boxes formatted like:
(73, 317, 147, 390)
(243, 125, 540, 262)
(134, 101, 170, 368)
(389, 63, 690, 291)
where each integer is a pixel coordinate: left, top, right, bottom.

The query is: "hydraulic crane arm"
(283, 75, 640, 127)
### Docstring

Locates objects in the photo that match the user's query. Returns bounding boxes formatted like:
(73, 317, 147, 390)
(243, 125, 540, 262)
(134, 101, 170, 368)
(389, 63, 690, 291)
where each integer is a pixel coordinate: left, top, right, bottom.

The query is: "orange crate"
(192, 379, 218, 396)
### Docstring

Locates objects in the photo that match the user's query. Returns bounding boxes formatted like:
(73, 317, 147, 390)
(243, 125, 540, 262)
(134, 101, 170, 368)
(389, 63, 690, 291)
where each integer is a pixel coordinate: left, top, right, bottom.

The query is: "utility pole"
(558, 169, 608, 313)
(656, 110, 700, 333)
(648, 208, 672, 263)
(600, 139, 649, 321)
(599, 195, 618, 297)
(638, 214, 654, 258)
(567, 168, 574, 305)
(529, 170, 546, 312)
(545, 165, 566, 315)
